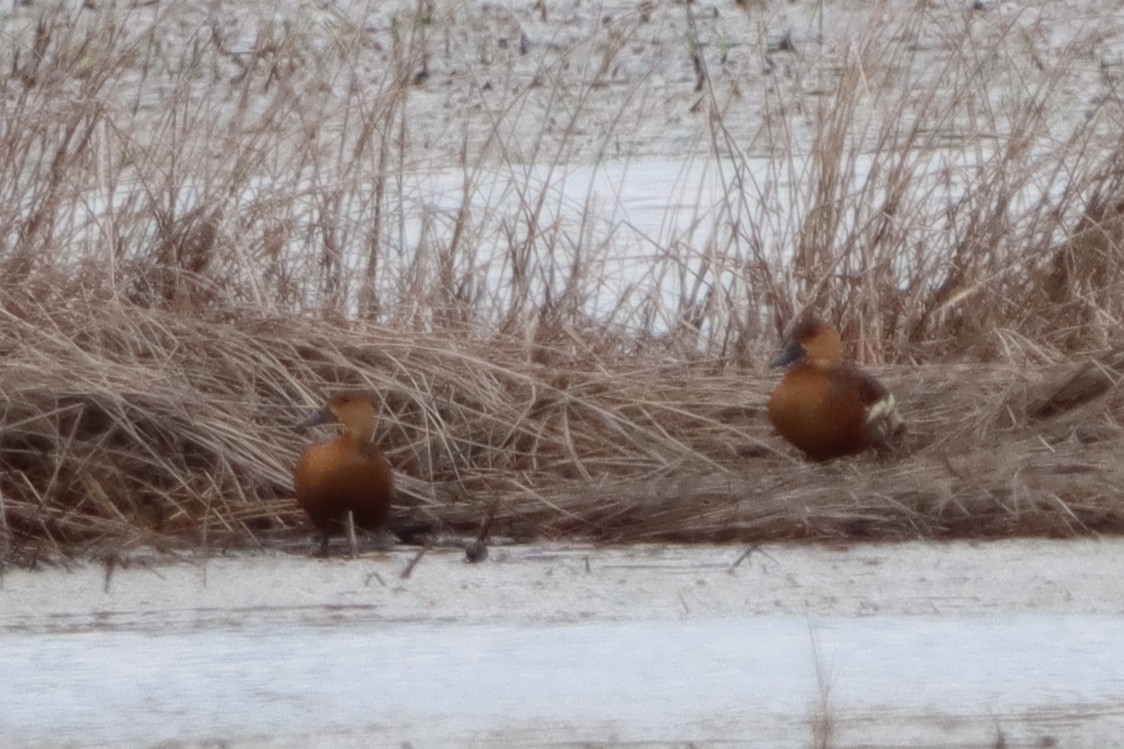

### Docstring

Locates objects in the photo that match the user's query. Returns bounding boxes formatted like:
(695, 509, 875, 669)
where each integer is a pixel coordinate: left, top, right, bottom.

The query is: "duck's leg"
(346, 510, 358, 558)
(314, 531, 331, 557)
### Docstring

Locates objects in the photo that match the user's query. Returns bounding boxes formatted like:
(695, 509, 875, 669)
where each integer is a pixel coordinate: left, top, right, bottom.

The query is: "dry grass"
(2, 1, 1124, 564)
(5, 293, 1124, 566)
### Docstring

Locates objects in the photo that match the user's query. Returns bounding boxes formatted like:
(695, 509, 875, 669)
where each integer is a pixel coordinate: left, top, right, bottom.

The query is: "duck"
(767, 317, 904, 461)
(293, 391, 395, 555)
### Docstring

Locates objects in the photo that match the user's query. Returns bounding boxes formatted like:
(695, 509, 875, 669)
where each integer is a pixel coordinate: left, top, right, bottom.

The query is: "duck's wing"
(832, 365, 905, 448)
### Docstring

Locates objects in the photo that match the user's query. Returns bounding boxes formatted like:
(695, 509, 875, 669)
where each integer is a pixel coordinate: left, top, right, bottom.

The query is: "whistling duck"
(293, 391, 395, 555)
(767, 318, 903, 461)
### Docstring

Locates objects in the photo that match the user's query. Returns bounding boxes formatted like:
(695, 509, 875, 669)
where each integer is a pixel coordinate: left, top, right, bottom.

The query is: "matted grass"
(3, 291, 1124, 566)
(2, 1, 1124, 563)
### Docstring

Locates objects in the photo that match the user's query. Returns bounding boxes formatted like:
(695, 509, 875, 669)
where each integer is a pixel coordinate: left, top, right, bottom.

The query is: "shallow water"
(4, 542, 1124, 747)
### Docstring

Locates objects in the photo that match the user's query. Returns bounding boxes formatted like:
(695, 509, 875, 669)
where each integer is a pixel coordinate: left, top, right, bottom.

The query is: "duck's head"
(769, 317, 841, 370)
(295, 391, 379, 438)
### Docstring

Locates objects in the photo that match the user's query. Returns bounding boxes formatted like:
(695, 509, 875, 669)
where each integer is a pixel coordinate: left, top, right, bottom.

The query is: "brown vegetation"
(4, 297, 1124, 567)
(1, 1, 1124, 565)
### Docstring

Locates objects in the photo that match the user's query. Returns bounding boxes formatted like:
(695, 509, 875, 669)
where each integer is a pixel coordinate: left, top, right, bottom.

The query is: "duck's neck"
(340, 424, 375, 446)
(336, 407, 376, 444)
(803, 356, 837, 371)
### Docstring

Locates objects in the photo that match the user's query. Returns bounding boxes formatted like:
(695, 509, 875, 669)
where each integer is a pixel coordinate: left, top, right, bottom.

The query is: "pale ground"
(3, 540, 1124, 747)
(7, 538, 1124, 630)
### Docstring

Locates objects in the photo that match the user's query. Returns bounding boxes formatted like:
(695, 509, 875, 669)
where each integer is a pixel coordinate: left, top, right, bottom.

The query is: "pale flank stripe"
(865, 394, 901, 427)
